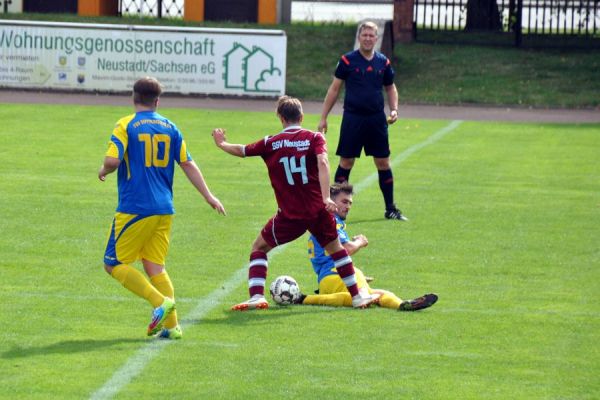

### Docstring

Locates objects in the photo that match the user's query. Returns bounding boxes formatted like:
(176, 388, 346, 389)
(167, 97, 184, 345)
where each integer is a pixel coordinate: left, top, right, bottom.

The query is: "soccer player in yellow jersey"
(99, 77, 226, 339)
(302, 183, 438, 311)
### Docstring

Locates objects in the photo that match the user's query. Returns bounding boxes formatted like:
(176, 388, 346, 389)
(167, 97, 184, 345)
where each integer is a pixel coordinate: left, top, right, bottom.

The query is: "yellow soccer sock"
(377, 290, 402, 310)
(150, 271, 178, 329)
(303, 292, 353, 307)
(111, 264, 164, 308)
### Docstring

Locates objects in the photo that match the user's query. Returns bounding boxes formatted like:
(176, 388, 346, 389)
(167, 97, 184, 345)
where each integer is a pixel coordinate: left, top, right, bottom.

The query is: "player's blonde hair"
(276, 96, 303, 123)
(358, 21, 379, 36)
(133, 76, 163, 107)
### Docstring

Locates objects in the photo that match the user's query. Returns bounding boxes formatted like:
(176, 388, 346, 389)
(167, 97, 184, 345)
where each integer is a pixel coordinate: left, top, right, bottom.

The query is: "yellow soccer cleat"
(156, 325, 183, 340)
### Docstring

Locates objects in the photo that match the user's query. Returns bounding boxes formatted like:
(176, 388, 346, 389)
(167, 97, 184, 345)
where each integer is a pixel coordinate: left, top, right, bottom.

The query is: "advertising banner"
(0, 20, 287, 96)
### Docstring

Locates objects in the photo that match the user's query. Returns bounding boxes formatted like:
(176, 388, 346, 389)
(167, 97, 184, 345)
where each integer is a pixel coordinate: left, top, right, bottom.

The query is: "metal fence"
(120, 0, 184, 18)
(414, 0, 600, 46)
(521, 0, 599, 35)
(116, 0, 598, 46)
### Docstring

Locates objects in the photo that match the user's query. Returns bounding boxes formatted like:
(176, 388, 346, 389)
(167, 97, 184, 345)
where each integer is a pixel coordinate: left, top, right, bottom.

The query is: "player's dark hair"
(330, 182, 354, 198)
(276, 96, 303, 123)
(133, 77, 163, 107)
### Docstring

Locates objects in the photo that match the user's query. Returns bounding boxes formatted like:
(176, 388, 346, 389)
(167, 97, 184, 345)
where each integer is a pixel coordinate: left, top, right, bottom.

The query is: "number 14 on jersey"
(279, 155, 308, 185)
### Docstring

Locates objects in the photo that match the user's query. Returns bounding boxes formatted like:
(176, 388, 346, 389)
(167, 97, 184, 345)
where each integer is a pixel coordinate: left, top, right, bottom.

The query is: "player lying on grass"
(212, 96, 380, 311)
(98, 77, 226, 339)
(297, 183, 438, 311)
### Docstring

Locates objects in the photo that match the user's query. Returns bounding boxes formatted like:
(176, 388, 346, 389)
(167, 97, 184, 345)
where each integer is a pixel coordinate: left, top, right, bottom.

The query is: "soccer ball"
(269, 275, 301, 305)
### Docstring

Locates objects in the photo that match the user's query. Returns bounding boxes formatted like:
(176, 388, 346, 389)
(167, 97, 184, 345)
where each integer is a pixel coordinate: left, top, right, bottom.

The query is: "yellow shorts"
(103, 213, 173, 267)
(319, 267, 370, 294)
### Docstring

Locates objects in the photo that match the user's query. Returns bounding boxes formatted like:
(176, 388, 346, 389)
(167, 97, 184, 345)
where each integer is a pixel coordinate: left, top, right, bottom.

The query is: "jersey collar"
(281, 125, 302, 133)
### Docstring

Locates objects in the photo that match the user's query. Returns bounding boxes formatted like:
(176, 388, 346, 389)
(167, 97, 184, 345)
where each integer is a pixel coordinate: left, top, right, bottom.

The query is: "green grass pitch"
(0, 103, 598, 399)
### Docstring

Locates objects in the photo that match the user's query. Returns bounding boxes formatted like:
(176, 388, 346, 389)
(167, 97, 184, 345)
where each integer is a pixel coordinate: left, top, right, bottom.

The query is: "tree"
(465, 0, 503, 31)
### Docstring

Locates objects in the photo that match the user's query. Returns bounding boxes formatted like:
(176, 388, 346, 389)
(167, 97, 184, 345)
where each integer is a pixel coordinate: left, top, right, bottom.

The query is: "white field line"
(89, 120, 462, 400)
(354, 120, 463, 193)
(90, 244, 286, 400)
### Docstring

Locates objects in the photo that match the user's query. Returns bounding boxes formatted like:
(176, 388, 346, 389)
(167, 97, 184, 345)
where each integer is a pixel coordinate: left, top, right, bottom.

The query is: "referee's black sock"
(378, 169, 395, 210)
(335, 166, 351, 183)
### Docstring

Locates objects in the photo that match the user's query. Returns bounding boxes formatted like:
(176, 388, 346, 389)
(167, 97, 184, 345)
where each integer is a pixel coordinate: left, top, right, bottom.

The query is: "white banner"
(0, 20, 287, 96)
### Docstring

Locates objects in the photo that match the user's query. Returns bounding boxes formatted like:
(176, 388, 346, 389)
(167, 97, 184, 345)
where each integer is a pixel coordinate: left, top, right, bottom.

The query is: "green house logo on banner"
(222, 43, 282, 93)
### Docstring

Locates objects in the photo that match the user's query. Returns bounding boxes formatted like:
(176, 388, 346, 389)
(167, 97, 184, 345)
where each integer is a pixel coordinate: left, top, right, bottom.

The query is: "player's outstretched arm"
(98, 156, 120, 181)
(212, 128, 245, 157)
(318, 77, 343, 134)
(179, 160, 226, 215)
(343, 234, 369, 256)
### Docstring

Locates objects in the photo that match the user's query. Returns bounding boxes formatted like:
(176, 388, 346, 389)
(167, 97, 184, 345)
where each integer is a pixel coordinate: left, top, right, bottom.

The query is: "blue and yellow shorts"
(103, 213, 173, 267)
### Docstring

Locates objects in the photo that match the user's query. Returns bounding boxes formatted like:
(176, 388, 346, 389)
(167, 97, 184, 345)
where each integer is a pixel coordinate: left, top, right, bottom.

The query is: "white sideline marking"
(89, 245, 288, 400)
(354, 120, 463, 193)
(89, 120, 462, 400)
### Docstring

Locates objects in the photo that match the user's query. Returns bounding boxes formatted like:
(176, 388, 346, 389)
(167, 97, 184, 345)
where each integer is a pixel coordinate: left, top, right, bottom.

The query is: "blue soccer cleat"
(147, 297, 176, 336)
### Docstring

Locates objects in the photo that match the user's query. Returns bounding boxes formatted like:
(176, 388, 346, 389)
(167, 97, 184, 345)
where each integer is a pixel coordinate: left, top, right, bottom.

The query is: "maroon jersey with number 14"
(244, 126, 327, 220)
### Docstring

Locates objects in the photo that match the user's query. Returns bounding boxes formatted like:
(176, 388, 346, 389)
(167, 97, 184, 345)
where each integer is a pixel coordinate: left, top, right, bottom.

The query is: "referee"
(318, 21, 407, 221)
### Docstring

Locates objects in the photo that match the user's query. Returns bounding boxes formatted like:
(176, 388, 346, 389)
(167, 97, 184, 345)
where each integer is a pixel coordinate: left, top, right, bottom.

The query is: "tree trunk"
(465, 0, 503, 31)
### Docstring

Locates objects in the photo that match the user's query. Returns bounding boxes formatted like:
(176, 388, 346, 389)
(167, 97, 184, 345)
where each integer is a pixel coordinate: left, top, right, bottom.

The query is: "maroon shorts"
(261, 208, 338, 249)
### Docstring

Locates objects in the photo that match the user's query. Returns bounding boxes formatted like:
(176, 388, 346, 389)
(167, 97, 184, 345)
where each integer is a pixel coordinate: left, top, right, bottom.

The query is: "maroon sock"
(330, 249, 359, 297)
(248, 251, 267, 297)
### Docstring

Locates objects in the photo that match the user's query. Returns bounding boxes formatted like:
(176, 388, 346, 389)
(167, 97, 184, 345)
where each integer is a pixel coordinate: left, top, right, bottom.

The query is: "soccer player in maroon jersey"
(212, 96, 379, 311)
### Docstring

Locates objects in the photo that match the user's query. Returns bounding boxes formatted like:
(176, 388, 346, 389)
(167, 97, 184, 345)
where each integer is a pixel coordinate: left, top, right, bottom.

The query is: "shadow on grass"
(348, 218, 400, 224)
(1, 338, 146, 359)
(184, 305, 349, 327)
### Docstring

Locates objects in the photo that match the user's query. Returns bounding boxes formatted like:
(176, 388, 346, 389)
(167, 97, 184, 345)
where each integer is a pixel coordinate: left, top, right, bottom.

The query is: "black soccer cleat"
(399, 293, 438, 311)
(294, 293, 307, 305)
(385, 207, 408, 221)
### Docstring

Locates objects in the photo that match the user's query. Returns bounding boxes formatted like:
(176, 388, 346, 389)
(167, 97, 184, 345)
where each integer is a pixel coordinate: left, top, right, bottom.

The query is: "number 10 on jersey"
(138, 133, 171, 168)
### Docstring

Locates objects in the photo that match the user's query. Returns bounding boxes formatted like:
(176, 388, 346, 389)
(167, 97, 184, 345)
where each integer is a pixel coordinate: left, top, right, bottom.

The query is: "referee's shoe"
(384, 205, 408, 221)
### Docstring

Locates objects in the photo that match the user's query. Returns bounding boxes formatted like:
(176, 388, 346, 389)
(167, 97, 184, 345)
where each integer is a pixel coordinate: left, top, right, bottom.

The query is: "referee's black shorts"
(336, 111, 390, 158)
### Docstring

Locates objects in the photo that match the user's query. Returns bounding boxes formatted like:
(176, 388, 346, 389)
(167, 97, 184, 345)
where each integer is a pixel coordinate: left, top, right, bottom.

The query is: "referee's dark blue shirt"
(334, 50, 395, 115)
